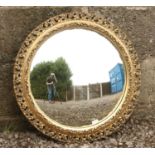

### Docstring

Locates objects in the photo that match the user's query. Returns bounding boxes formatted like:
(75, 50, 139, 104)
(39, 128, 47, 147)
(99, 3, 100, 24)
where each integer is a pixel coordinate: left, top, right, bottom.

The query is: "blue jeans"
(47, 85, 53, 101)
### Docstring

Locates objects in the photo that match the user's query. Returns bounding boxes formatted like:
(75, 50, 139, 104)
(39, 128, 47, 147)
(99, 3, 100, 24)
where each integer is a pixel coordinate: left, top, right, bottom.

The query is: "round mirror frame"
(13, 12, 141, 143)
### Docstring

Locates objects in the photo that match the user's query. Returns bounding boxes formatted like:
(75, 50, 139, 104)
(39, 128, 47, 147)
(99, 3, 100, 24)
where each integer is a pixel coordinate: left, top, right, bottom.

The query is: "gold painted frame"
(13, 12, 141, 143)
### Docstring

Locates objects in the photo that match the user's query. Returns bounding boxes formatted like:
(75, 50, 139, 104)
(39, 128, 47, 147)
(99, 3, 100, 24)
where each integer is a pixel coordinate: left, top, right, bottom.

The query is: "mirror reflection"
(30, 29, 125, 127)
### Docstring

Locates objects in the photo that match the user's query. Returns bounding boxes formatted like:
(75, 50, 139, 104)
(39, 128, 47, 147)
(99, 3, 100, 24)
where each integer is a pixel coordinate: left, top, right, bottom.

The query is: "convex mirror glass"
(30, 29, 125, 127)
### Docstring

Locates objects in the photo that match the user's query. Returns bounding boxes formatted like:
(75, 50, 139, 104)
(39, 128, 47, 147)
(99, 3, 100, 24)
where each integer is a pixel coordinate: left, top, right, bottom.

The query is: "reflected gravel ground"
(36, 93, 122, 127)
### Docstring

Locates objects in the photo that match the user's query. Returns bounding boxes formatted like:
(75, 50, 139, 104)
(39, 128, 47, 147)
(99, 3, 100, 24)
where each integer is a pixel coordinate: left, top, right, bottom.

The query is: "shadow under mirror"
(30, 29, 125, 127)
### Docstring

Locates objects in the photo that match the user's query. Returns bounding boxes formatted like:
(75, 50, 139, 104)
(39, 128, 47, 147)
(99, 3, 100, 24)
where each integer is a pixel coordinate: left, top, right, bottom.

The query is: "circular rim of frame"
(13, 12, 141, 143)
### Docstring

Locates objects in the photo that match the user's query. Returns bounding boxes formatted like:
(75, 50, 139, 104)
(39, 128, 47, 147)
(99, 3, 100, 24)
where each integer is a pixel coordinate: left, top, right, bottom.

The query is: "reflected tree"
(30, 57, 72, 101)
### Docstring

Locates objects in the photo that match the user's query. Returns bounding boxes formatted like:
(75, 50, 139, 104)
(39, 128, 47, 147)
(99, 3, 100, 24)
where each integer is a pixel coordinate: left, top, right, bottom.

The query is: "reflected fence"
(66, 82, 111, 101)
(65, 63, 124, 101)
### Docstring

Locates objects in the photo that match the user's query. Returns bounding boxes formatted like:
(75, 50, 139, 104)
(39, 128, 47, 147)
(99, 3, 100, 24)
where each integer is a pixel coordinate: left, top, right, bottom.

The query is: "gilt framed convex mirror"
(13, 12, 141, 142)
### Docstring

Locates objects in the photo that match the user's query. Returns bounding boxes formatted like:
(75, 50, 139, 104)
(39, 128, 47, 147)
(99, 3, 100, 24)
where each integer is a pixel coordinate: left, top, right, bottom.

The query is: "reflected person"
(46, 73, 57, 103)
